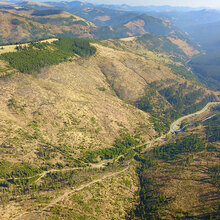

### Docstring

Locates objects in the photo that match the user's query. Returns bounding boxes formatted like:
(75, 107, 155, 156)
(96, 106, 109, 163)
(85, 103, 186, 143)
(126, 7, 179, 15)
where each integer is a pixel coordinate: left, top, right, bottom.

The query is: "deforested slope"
(0, 38, 158, 219)
(0, 37, 218, 219)
(0, 8, 93, 44)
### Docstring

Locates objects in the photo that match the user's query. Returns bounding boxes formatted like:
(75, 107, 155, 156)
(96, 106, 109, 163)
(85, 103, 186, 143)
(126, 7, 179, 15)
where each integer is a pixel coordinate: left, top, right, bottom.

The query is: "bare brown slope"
(0, 11, 49, 43)
(0, 40, 211, 165)
(0, 37, 218, 220)
(0, 52, 156, 165)
(0, 10, 93, 44)
(95, 43, 179, 102)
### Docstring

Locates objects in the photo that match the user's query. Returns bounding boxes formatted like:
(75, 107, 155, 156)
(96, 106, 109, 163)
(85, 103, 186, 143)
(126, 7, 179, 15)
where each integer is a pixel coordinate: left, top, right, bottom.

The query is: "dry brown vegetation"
(168, 36, 200, 57)
(94, 43, 181, 103)
(0, 9, 93, 44)
(129, 110, 220, 219)
(0, 57, 155, 165)
(46, 164, 139, 220)
(0, 37, 218, 219)
(0, 39, 216, 165)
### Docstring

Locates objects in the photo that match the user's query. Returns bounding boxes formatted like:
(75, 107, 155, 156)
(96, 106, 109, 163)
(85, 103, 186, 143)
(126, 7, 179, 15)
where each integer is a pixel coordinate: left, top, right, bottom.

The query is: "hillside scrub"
(31, 9, 63, 17)
(0, 161, 41, 178)
(153, 135, 205, 161)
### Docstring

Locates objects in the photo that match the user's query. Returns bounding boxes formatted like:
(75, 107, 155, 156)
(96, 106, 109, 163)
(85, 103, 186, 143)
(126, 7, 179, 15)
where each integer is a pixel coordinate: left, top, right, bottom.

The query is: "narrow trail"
(0, 163, 108, 183)
(42, 165, 129, 211)
(34, 162, 108, 184)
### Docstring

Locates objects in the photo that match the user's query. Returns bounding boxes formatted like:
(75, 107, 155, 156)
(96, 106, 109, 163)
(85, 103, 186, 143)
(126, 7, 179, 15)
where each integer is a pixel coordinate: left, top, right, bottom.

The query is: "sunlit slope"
(0, 38, 216, 163)
(0, 43, 158, 165)
(0, 36, 218, 219)
(0, 8, 93, 44)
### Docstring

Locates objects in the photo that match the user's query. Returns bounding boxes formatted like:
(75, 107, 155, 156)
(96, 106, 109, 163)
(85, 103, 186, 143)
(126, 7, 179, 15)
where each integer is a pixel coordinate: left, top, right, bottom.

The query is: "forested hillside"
(91, 14, 184, 40)
(130, 133, 219, 219)
(129, 103, 220, 219)
(1, 38, 96, 73)
(190, 52, 220, 91)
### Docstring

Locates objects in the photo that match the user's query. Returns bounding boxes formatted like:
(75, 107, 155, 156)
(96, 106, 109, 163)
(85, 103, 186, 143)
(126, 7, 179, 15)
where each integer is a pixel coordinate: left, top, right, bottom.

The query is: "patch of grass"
(31, 194, 51, 204)
(0, 160, 11, 178)
(37, 146, 56, 160)
(8, 97, 26, 112)
(207, 144, 219, 152)
(97, 87, 106, 92)
(0, 160, 41, 179)
(11, 162, 41, 178)
(91, 117, 96, 124)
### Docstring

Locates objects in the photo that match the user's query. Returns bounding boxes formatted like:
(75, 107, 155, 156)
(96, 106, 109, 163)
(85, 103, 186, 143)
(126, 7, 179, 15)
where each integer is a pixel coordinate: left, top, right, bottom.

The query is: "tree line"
(0, 38, 96, 73)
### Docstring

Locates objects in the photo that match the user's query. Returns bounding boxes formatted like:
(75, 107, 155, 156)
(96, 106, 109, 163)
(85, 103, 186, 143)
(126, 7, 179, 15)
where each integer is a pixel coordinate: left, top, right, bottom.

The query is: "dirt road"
(42, 166, 129, 211)
(170, 102, 220, 133)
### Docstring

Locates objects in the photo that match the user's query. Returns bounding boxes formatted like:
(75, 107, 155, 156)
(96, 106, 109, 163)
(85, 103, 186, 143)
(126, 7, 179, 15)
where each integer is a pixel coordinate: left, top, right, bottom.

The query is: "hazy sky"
(87, 0, 220, 8)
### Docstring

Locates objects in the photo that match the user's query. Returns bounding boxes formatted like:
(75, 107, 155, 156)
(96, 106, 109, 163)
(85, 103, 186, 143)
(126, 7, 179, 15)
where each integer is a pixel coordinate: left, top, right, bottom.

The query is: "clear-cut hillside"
(0, 37, 218, 219)
(0, 44, 158, 165)
(0, 38, 217, 165)
(0, 8, 93, 44)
